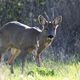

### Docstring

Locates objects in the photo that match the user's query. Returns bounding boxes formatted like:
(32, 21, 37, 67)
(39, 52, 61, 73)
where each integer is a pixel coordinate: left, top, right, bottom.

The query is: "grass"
(0, 61, 80, 80)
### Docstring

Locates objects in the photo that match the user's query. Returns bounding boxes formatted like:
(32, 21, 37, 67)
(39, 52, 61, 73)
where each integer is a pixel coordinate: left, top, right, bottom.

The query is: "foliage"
(0, 61, 80, 80)
(0, 0, 80, 61)
(27, 67, 54, 76)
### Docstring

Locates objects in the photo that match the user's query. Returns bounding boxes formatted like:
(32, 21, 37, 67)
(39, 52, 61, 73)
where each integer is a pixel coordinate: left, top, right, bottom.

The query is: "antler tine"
(44, 11, 50, 21)
(51, 7, 54, 20)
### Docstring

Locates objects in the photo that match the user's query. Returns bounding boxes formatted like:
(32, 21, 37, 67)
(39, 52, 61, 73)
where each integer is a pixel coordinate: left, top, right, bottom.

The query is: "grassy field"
(0, 61, 80, 80)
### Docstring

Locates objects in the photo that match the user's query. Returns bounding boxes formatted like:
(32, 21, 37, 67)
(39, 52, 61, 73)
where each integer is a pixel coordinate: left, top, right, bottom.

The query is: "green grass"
(0, 61, 80, 80)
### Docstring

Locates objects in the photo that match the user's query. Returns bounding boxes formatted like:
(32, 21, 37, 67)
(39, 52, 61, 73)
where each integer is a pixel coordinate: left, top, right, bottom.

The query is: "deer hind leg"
(0, 54, 2, 62)
(7, 48, 20, 73)
(0, 54, 3, 67)
(9, 62, 14, 73)
(7, 48, 20, 65)
(0, 47, 8, 65)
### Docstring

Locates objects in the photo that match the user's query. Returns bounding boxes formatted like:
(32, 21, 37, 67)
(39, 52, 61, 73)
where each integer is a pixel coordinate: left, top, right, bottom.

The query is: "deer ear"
(53, 16, 62, 26)
(38, 15, 47, 25)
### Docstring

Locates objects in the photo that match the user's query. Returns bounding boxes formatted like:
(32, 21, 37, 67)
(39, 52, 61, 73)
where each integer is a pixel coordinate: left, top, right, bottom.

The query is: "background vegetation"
(0, 0, 80, 62)
(0, 0, 80, 79)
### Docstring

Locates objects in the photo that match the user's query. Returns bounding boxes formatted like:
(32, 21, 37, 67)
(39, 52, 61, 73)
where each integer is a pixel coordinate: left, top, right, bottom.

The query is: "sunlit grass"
(0, 61, 80, 80)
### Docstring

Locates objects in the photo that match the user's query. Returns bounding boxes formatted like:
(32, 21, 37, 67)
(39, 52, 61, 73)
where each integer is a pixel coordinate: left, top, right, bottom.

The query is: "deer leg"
(0, 54, 4, 68)
(7, 48, 20, 65)
(7, 48, 20, 73)
(0, 54, 2, 62)
(0, 54, 3, 67)
(20, 50, 27, 74)
(10, 62, 14, 73)
(34, 39, 41, 67)
(21, 56, 26, 74)
(35, 53, 41, 67)
(0, 48, 8, 65)
(32, 51, 41, 67)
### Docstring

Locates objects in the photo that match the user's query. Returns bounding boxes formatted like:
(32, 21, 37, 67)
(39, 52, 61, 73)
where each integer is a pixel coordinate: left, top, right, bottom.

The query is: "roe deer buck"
(0, 15, 62, 73)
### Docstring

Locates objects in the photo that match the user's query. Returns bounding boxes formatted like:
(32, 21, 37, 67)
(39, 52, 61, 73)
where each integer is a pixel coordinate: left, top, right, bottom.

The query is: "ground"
(0, 60, 80, 80)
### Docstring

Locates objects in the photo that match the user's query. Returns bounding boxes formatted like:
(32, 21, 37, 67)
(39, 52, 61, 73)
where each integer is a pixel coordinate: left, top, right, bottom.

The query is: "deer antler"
(44, 11, 50, 21)
(51, 7, 54, 20)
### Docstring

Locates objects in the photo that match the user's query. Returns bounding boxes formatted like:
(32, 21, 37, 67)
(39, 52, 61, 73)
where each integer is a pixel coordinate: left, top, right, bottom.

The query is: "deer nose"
(48, 35, 53, 38)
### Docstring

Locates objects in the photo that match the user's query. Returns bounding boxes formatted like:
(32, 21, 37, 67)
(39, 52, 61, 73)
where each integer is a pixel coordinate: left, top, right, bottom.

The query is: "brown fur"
(0, 15, 62, 73)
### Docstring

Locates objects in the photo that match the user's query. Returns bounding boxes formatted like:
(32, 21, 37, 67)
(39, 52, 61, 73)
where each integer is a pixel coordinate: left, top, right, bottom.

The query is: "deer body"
(0, 15, 62, 73)
(0, 21, 41, 53)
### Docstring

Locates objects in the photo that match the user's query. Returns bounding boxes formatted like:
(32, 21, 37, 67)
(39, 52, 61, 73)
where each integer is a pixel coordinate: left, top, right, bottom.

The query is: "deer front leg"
(34, 39, 42, 67)
(19, 50, 27, 74)
(33, 50, 41, 67)
(35, 53, 41, 67)
(21, 53, 26, 74)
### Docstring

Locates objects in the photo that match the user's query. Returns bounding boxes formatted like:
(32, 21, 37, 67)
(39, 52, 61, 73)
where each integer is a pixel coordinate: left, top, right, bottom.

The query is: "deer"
(0, 15, 62, 73)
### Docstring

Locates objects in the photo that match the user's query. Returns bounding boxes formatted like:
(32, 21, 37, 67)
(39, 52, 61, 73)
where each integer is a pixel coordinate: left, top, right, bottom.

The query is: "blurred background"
(0, 0, 80, 63)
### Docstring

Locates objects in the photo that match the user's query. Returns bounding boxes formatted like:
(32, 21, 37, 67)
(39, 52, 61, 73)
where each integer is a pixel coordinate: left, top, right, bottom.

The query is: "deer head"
(38, 15, 62, 39)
